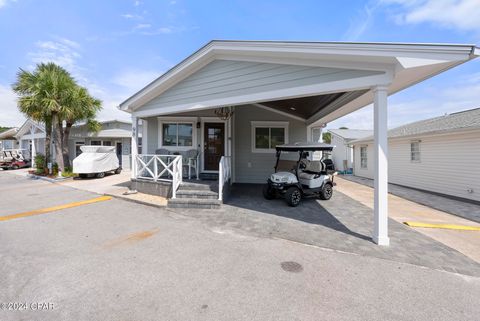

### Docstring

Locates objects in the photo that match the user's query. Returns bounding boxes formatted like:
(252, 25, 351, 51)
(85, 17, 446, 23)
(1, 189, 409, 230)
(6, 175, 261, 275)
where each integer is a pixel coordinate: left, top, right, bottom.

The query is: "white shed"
(351, 108, 480, 203)
(328, 129, 372, 172)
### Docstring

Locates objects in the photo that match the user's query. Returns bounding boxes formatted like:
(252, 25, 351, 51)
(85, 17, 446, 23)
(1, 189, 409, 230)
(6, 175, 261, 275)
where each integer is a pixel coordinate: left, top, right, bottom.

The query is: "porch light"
(214, 106, 234, 120)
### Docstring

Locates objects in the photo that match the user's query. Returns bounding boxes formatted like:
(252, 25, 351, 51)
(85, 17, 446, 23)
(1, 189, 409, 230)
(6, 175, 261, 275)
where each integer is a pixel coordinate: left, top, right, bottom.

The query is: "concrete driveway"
(1, 172, 480, 321)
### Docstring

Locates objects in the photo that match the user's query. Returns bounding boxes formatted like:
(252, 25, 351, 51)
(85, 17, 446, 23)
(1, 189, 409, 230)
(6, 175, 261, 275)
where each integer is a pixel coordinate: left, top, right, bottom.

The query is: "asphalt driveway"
(1, 172, 480, 321)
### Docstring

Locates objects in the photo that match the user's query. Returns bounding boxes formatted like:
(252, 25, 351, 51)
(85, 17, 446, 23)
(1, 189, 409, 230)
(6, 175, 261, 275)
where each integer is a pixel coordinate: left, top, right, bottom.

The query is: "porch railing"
(218, 156, 231, 201)
(134, 154, 183, 198)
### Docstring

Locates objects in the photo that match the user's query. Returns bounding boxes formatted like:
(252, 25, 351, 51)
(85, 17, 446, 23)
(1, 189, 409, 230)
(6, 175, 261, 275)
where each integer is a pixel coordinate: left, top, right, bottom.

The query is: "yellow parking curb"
(404, 221, 480, 231)
(0, 196, 112, 222)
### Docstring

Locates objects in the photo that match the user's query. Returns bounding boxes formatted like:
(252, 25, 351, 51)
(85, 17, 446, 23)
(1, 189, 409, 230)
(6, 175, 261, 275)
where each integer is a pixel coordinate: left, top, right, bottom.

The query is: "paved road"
(1, 172, 480, 321)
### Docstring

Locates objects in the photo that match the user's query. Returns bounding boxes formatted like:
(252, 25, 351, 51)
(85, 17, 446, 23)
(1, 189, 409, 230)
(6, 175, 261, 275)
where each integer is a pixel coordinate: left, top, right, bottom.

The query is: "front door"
(203, 122, 225, 171)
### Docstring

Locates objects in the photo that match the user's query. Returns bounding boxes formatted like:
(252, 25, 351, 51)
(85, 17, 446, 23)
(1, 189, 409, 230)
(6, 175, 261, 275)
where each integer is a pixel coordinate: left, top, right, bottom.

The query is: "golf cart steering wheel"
(298, 159, 308, 170)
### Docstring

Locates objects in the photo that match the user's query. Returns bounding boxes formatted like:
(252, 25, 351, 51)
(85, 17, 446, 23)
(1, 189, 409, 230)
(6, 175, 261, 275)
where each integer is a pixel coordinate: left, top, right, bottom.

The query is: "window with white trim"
(410, 141, 421, 162)
(91, 140, 101, 146)
(251, 122, 288, 153)
(360, 146, 368, 169)
(162, 123, 193, 147)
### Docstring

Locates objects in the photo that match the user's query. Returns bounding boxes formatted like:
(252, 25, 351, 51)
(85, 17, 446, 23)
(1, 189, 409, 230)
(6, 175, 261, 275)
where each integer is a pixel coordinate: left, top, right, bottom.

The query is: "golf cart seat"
(298, 160, 326, 180)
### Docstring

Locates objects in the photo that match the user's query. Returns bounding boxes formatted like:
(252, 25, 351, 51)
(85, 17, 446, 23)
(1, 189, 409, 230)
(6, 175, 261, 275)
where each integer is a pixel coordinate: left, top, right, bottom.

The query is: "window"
(91, 140, 101, 146)
(75, 142, 85, 157)
(411, 141, 421, 162)
(251, 121, 288, 153)
(162, 123, 193, 147)
(138, 137, 142, 154)
(103, 141, 112, 146)
(360, 146, 368, 169)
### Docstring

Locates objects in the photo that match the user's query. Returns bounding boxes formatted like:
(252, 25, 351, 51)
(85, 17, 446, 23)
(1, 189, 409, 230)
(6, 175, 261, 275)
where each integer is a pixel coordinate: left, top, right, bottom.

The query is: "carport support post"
(30, 126, 36, 167)
(373, 85, 390, 246)
(131, 116, 138, 180)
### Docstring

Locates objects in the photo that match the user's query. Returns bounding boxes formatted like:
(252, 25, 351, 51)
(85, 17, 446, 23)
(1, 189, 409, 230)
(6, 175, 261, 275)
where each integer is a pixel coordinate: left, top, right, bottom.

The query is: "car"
(0, 149, 30, 170)
(262, 142, 336, 207)
(72, 145, 122, 178)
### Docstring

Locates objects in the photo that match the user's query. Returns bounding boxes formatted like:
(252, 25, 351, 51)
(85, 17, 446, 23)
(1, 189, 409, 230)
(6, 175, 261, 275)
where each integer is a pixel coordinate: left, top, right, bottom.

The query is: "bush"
(52, 163, 58, 176)
(61, 166, 77, 178)
(34, 154, 46, 175)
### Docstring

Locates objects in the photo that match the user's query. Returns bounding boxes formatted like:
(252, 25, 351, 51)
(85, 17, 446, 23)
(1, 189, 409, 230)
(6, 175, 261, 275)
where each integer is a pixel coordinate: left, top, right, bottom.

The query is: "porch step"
(176, 189, 219, 199)
(167, 198, 221, 209)
(179, 181, 217, 191)
(199, 172, 219, 181)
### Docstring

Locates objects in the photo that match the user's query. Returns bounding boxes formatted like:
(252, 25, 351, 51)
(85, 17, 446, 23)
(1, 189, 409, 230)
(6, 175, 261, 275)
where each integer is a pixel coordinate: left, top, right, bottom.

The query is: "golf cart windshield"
(274, 142, 335, 173)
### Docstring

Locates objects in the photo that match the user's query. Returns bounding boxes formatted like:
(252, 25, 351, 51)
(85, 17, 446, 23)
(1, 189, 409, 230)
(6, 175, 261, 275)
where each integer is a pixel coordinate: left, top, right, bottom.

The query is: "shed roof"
(328, 129, 373, 141)
(352, 107, 480, 143)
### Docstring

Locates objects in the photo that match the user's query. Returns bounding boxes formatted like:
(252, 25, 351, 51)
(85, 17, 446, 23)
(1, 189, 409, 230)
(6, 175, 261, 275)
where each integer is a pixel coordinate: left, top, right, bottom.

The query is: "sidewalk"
(335, 176, 480, 263)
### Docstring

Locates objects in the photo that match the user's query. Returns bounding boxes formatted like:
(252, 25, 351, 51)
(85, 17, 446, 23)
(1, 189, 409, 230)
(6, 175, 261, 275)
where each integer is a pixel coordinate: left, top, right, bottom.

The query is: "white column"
(30, 126, 36, 167)
(131, 115, 138, 179)
(373, 85, 390, 246)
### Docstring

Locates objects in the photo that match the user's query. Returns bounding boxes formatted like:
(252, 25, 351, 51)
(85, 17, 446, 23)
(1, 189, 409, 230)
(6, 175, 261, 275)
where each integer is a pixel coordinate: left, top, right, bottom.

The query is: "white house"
(0, 127, 19, 150)
(119, 40, 478, 245)
(328, 129, 373, 172)
(15, 119, 137, 169)
(351, 108, 480, 203)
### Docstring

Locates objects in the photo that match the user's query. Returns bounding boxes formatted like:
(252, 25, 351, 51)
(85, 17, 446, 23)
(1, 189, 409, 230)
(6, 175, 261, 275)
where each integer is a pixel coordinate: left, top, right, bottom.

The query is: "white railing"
(134, 154, 183, 198)
(218, 156, 231, 201)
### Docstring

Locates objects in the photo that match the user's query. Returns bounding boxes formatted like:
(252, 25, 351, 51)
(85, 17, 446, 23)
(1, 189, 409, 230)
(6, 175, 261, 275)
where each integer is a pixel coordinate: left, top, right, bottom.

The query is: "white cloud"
(112, 69, 161, 94)
(134, 0, 141, 6)
(0, 84, 24, 127)
(0, 0, 16, 9)
(121, 13, 142, 19)
(342, 2, 380, 41)
(134, 23, 151, 29)
(381, 0, 480, 31)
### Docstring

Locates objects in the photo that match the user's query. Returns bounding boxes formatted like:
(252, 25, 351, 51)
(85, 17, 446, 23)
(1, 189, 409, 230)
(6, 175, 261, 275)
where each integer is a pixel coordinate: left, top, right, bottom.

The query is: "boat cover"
(73, 146, 119, 174)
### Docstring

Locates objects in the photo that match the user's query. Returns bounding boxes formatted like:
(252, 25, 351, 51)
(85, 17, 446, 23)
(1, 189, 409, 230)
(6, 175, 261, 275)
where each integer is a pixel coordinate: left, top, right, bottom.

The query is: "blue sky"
(0, 0, 479, 130)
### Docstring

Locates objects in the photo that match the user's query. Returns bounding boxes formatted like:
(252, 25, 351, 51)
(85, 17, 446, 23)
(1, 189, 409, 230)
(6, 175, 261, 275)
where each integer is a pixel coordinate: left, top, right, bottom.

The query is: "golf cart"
(73, 145, 122, 178)
(263, 142, 336, 207)
(0, 149, 30, 170)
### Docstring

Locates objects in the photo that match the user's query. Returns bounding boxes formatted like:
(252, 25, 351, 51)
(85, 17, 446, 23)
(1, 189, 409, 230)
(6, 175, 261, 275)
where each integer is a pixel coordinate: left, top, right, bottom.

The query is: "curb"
(27, 174, 70, 183)
(104, 192, 167, 209)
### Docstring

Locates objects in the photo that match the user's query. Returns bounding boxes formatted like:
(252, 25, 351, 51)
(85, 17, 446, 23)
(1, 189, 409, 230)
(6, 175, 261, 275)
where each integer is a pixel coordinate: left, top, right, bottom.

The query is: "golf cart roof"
(275, 142, 334, 152)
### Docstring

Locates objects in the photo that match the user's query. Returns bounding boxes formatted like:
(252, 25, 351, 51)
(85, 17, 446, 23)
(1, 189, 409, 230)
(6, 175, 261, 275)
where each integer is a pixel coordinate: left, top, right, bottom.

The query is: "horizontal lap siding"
(353, 131, 480, 202)
(139, 60, 382, 112)
(234, 105, 307, 184)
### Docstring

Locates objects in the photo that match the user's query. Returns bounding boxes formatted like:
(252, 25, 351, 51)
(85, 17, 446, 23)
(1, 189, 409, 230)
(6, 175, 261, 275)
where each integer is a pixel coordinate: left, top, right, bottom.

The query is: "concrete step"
(179, 181, 217, 191)
(176, 189, 219, 199)
(167, 197, 221, 209)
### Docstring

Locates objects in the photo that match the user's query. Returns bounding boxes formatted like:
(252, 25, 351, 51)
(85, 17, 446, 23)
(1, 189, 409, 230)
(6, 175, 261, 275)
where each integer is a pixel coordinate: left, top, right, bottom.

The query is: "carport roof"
(119, 40, 478, 125)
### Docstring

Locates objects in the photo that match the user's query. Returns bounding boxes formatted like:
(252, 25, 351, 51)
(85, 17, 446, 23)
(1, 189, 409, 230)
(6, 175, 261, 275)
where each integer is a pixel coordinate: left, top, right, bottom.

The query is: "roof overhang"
(119, 40, 478, 125)
(14, 119, 45, 139)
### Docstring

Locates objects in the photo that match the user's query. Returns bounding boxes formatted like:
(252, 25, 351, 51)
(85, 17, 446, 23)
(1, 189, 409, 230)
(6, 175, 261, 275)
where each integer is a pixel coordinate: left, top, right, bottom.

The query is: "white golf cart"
(73, 145, 122, 178)
(263, 142, 336, 207)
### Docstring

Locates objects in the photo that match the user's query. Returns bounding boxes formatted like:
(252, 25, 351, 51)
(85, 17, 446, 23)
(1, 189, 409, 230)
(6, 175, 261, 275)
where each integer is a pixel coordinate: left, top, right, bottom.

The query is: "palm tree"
(61, 85, 102, 167)
(13, 62, 102, 172)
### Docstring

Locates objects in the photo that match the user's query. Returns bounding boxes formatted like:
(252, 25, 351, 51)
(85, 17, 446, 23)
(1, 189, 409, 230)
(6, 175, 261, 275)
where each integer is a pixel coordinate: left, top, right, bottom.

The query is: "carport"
(120, 40, 479, 245)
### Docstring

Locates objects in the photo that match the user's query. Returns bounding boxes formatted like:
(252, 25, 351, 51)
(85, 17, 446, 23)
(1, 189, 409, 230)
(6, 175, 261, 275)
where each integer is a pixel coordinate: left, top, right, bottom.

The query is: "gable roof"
(328, 129, 373, 141)
(14, 119, 45, 139)
(118, 40, 478, 126)
(0, 127, 18, 140)
(352, 107, 480, 143)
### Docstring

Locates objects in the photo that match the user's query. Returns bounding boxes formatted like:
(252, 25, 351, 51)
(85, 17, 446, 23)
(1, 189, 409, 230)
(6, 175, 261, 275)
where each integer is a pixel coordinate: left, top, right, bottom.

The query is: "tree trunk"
(52, 112, 65, 172)
(62, 122, 73, 169)
(44, 117, 52, 171)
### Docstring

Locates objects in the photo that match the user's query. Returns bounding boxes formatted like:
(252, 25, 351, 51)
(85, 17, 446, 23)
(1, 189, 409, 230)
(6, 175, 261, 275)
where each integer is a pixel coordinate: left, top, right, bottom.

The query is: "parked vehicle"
(0, 149, 30, 170)
(263, 142, 336, 207)
(73, 146, 121, 178)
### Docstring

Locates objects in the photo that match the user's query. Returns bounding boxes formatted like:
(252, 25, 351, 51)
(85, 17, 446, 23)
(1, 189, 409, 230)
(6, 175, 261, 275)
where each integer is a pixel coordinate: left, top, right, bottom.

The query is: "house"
(350, 108, 480, 203)
(0, 127, 19, 150)
(328, 129, 373, 172)
(15, 119, 137, 169)
(118, 40, 478, 245)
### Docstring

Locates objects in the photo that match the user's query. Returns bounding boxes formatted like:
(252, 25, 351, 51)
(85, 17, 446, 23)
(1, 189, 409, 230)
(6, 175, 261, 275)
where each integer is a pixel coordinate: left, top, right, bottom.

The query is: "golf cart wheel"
(96, 172, 105, 178)
(11, 164, 19, 170)
(285, 187, 302, 207)
(319, 183, 333, 200)
(262, 184, 275, 200)
(114, 167, 122, 174)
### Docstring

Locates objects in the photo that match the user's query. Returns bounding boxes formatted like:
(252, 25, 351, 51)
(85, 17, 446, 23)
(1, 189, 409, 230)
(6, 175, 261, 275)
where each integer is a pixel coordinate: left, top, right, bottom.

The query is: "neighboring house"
(15, 119, 137, 169)
(351, 108, 480, 202)
(0, 127, 19, 150)
(328, 129, 373, 171)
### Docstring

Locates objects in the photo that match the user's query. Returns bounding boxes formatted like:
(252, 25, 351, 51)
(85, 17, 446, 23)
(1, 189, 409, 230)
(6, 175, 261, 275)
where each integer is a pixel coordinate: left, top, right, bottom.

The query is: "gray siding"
(142, 116, 159, 154)
(234, 105, 307, 184)
(138, 60, 382, 112)
(353, 130, 480, 202)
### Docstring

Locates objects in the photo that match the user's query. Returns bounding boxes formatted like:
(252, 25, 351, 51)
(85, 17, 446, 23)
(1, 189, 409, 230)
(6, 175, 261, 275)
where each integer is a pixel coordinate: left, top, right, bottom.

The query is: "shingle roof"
(328, 129, 373, 140)
(353, 107, 480, 143)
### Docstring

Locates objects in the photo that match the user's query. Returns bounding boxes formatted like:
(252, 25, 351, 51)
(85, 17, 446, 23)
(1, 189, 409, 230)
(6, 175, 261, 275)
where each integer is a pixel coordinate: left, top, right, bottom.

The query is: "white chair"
(183, 149, 199, 180)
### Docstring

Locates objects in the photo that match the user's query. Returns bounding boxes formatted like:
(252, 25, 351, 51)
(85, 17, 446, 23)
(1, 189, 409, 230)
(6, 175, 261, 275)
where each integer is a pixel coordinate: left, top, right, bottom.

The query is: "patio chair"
(183, 149, 199, 180)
